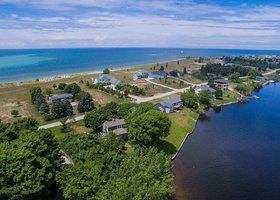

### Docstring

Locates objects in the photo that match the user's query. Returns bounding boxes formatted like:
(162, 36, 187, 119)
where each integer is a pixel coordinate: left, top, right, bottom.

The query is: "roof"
(103, 119, 126, 128)
(214, 79, 229, 84)
(157, 98, 182, 108)
(170, 69, 184, 74)
(200, 85, 216, 93)
(95, 74, 122, 85)
(113, 128, 128, 136)
(49, 93, 73, 101)
(152, 70, 167, 77)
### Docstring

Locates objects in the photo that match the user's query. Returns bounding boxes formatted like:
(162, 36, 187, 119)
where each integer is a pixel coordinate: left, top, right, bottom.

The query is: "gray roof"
(200, 85, 216, 93)
(214, 79, 229, 84)
(104, 119, 126, 128)
(113, 128, 128, 136)
(95, 74, 123, 85)
(49, 93, 73, 101)
(158, 98, 182, 108)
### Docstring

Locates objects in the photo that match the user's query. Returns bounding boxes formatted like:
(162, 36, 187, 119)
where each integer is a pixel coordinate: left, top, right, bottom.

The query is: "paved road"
(38, 115, 85, 130)
(145, 78, 177, 90)
(263, 70, 277, 76)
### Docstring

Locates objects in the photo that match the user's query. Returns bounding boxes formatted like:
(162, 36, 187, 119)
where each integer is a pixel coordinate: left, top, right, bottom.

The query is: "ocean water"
(0, 48, 280, 83)
(173, 82, 280, 200)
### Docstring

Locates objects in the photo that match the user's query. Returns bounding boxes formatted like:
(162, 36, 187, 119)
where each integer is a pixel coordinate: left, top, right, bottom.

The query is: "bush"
(11, 110, 19, 117)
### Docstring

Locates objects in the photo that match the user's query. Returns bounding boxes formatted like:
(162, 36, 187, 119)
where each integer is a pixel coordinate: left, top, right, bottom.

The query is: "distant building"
(255, 76, 268, 82)
(94, 74, 123, 88)
(133, 70, 150, 80)
(156, 98, 183, 113)
(48, 93, 74, 103)
(214, 79, 229, 91)
(149, 70, 168, 79)
(101, 119, 128, 140)
(169, 70, 184, 77)
(195, 85, 216, 94)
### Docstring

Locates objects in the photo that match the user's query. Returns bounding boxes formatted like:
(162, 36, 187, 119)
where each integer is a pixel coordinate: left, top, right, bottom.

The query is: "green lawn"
(155, 108, 199, 156)
(211, 90, 239, 105)
(50, 120, 91, 141)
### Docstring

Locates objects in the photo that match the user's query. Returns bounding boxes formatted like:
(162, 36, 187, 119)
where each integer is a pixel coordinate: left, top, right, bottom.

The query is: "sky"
(0, 0, 279, 49)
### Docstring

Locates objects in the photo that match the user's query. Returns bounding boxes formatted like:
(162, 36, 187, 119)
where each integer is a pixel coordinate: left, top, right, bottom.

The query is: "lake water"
(173, 83, 280, 200)
(0, 48, 280, 83)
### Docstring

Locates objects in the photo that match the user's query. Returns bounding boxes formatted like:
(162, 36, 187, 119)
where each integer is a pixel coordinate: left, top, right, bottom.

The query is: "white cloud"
(0, 1, 279, 49)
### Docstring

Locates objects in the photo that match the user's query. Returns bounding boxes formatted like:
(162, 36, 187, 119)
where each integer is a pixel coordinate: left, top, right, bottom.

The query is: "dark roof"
(169, 70, 184, 75)
(214, 79, 229, 84)
(49, 93, 73, 101)
(152, 70, 167, 77)
(103, 119, 126, 128)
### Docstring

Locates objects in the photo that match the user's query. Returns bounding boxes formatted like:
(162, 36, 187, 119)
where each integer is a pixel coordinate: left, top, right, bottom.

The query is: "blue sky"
(0, 0, 279, 49)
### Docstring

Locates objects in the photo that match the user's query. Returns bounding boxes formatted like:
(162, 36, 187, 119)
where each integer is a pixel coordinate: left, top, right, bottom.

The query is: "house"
(101, 119, 128, 140)
(156, 98, 183, 113)
(169, 70, 184, 77)
(48, 93, 74, 103)
(214, 79, 229, 91)
(255, 76, 268, 82)
(149, 70, 168, 79)
(94, 74, 123, 88)
(133, 70, 150, 80)
(195, 85, 216, 95)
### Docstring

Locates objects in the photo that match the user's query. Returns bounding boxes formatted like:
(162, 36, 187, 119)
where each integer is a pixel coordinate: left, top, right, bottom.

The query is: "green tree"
(84, 108, 111, 133)
(64, 83, 81, 97)
(0, 130, 61, 200)
(96, 148, 174, 200)
(183, 67, 187, 74)
(58, 83, 67, 90)
(180, 88, 199, 109)
(51, 100, 73, 119)
(103, 68, 110, 74)
(215, 89, 223, 99)
(199, 91, 212, 106)
(56, 161, 105, 200)
(78, 92, 94, 113)
(128, 110, 171, 147)
(11, 110, 19, 117)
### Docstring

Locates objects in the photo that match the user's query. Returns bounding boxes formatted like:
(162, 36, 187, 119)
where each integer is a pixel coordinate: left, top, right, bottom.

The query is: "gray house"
(101, 119, 128, 140)
(156, 98, 183, 113)
(48, 93, 74, 103)
(94, 74, 123, 87)
(133, 70, 150, 80)
(195, 85, 216, 94)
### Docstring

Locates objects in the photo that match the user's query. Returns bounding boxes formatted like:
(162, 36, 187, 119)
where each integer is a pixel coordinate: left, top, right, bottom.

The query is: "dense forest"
(0, 102, 175, 200)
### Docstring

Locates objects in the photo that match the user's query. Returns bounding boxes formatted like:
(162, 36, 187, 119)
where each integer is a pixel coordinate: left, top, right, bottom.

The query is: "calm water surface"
(173, 83, 280, 200)
(1, 48, 280, 83)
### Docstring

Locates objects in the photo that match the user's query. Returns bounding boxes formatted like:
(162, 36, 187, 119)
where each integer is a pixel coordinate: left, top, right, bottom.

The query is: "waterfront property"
(195, 85, 216, 95)
(101, 119, 128, 140)
(94, 74, 123, 88)
(133, 70, 150, 80)
(169, 70, 184, 77)
(156, 98, 183, 113)
(214, 79, 229, 91)
(48, 93, 74, 103)
(255, 76, 268, 82)
(149, 70, 168, 79)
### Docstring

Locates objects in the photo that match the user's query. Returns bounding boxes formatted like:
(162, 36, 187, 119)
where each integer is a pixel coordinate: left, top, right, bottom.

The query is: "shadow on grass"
(155, 139, 177, 156)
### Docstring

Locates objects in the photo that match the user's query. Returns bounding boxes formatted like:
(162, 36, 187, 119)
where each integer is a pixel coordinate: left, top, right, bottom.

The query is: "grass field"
(151, 77, 190, 89)
(155, 108, 199, 156)
(49, 120, 91, 141)
(0, 57, 203, 122)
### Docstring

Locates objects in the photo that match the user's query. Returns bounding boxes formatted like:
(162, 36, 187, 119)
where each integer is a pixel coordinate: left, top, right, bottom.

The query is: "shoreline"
(0, 57, 186, 86)
(171, 81, 278, 161)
